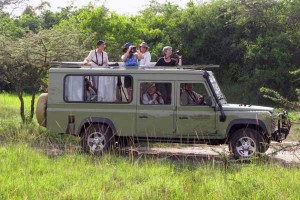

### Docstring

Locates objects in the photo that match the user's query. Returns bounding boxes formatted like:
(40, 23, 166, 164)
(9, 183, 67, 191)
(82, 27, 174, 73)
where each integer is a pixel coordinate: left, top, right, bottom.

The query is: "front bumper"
(271, 111, 291, 142)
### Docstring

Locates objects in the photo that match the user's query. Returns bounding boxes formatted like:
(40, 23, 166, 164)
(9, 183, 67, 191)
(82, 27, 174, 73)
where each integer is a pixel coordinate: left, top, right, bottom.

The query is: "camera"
(130, 46, 137, 53)
(155, 91, 162, 97)
(176, 50, 182, 56)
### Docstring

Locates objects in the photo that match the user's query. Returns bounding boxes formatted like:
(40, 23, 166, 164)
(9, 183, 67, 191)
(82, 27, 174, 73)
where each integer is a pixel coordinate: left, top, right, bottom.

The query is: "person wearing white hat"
(138, 42, 151, 66)
(142, 83, 164, 104)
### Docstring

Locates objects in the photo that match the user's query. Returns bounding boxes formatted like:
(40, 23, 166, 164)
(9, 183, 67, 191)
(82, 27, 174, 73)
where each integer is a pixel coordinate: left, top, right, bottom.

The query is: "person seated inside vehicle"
(180, 83, 204, 105)
(142, 83, 164, 104)
(155, 83, 171, 104)
(84, 76, 97, 101)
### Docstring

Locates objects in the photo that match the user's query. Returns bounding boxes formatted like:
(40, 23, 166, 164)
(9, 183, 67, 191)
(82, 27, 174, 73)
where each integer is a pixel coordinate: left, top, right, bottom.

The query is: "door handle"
(139, 115, 148, 119)
(179, 116, 188, 119)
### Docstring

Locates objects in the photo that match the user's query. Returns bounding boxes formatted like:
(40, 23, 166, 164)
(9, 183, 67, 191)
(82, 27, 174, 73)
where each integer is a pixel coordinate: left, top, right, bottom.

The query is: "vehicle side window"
(65, 76, 84, 101)
(140, 82, 171, 105)
(180, 83, 208, 106)
(64, 75, 132, 103)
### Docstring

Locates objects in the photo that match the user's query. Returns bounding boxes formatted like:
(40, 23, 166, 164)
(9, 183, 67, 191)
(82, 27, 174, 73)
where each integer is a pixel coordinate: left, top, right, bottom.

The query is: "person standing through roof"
(155, 46, 182, 66)
(138, 42, 151, 66)
(82, 40, 117, 102)
(121, 42, 143, 67)
(83, 40, 109, 67)
(121, 42, 143, 101)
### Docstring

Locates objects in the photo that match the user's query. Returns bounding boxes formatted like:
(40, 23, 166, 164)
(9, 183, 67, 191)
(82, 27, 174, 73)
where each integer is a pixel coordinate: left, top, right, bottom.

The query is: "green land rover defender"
(36, 63, 291, 158)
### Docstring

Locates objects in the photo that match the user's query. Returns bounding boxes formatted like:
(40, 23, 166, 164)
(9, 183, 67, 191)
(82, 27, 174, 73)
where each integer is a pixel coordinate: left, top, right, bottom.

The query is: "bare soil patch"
(128, 141, 300, 166)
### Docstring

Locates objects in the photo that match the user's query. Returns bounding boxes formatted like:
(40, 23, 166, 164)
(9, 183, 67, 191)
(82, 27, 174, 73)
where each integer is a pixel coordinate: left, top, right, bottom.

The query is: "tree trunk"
(30, 91, 36, 121)
(17, 91, 25, 123)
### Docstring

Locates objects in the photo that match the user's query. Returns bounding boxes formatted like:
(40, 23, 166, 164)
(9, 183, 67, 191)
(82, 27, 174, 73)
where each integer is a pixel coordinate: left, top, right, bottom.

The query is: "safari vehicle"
(36, 62, 291, 158)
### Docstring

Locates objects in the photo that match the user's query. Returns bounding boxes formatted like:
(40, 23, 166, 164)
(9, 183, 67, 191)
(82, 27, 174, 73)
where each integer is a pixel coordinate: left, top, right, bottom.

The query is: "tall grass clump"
(0, 92, 41, 140)
(0, 144, 300, 199)
(1, 92, 300, 199)
(0, 92, 80, 150)
(0, 92, 24, 128)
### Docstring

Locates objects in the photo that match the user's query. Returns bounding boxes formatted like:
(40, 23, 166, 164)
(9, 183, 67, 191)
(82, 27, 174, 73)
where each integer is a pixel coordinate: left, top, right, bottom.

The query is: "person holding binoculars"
(155, 46, 182, 66)
(121, 42, 143, 67)
(142, 83, 164, 105)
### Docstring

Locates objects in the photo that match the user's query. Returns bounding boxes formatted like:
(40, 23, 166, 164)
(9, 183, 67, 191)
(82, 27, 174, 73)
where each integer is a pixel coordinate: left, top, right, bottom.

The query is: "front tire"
(229, 128, 267, 159)
(81, 124, 114, 155)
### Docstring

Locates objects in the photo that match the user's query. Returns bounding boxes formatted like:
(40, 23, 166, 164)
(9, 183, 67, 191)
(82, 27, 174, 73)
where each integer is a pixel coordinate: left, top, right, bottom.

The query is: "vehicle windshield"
(207, 71, 227, 104)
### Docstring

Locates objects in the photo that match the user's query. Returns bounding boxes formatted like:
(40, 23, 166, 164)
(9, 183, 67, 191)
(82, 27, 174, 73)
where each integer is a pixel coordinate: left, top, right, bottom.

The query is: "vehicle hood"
(222, 104, 274, 113)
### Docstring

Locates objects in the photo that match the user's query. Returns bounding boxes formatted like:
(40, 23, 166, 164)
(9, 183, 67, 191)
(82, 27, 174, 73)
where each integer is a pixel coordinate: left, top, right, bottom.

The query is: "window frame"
(138, 81, 173, 106)
(178, 81, 211, 107)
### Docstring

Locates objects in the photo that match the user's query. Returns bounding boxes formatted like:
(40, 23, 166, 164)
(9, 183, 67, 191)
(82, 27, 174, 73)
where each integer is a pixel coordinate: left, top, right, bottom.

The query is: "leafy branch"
(260, 69, 300, 110)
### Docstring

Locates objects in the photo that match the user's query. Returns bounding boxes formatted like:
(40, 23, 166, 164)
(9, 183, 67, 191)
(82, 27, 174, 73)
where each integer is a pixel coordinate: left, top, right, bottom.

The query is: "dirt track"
(44, 140, 300, 166)
(129, 141, 300, 165)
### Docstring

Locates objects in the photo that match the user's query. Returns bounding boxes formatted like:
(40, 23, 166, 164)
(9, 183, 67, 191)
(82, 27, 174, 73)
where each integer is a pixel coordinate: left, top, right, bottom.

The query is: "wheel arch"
(77, 117, 117, 136)
(226, 119, 268, 142)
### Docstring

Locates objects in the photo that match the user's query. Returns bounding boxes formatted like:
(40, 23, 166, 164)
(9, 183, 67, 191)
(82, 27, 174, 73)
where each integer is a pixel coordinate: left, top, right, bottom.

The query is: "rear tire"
(81, 124, 114, 155)
(229, 128, 268, 159)
(36, 93, 48, 127)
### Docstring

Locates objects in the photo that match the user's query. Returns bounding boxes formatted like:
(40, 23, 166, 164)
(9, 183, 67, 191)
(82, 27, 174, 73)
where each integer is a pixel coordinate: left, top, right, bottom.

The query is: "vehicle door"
(176, 81, 217, 138)
(136, 81, 175, 137)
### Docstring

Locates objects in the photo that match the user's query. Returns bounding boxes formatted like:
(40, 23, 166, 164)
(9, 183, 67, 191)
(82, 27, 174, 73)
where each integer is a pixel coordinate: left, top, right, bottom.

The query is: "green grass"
(0, 93, 300, 199)
(289, 111, 300, 140)
(0, 92, 25, 124)
(0, 144, 300, 200)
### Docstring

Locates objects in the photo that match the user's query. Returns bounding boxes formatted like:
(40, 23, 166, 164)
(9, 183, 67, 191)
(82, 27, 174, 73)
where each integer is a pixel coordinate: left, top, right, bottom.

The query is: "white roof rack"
(50, 62, 83, 68)
(139, 64, 219, 70)
(50, 62, 219, 70)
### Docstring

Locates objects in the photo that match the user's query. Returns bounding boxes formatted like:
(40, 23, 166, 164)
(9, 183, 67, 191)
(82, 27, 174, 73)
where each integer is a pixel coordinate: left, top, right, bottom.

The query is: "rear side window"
(140, 82, 172, 105)
(64, 75, 132, 103)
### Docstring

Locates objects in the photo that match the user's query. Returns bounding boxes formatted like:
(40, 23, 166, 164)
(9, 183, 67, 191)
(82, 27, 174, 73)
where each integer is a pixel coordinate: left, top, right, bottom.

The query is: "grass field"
(0, 92, 300, 199)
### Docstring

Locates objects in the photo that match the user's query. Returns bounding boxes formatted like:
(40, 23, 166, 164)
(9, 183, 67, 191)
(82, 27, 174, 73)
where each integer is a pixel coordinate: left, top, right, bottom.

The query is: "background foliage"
(0, 0, 299, 108)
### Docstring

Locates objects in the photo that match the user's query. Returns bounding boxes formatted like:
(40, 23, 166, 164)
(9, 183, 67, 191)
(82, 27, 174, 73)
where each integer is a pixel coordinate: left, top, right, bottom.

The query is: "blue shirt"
(125, 55, 138, 67)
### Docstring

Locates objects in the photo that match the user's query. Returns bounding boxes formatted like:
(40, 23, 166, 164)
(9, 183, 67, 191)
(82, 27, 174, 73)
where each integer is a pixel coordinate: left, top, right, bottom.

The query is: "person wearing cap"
(82, 40, 116, 102)
(121, 42, 143, 67)
(155, 46, 181, 66)
(121, 42, 143, 101)
(142, 83, 164, 104)
(138, 42, 151, 66)
(83, 40, 109, 67)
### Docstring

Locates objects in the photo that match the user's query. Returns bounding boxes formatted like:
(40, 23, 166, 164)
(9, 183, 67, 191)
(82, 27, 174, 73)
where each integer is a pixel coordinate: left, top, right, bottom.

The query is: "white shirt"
(142, 93, 164, 104)
(84, 50, 109, 67)
(139, 51, 151, 66)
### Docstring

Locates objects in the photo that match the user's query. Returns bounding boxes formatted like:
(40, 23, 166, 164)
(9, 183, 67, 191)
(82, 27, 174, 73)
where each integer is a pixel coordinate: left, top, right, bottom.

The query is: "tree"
(0, 0, 27, 11)
(1, 0, 299, 109)
(16, 6, 41, 33)
(260, 69, 300, 110)
(0, 11, 24, 37)
(0, 27, 87, 123)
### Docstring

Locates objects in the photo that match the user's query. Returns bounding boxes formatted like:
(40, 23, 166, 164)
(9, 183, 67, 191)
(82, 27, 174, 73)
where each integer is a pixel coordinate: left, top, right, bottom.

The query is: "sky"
(8, 0, 202, 16)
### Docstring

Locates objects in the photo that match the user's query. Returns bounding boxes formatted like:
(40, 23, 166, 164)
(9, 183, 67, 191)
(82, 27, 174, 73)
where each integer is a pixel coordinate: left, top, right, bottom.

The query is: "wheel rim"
(235, 136, 256, 158)
(87, 132, 106, 153)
